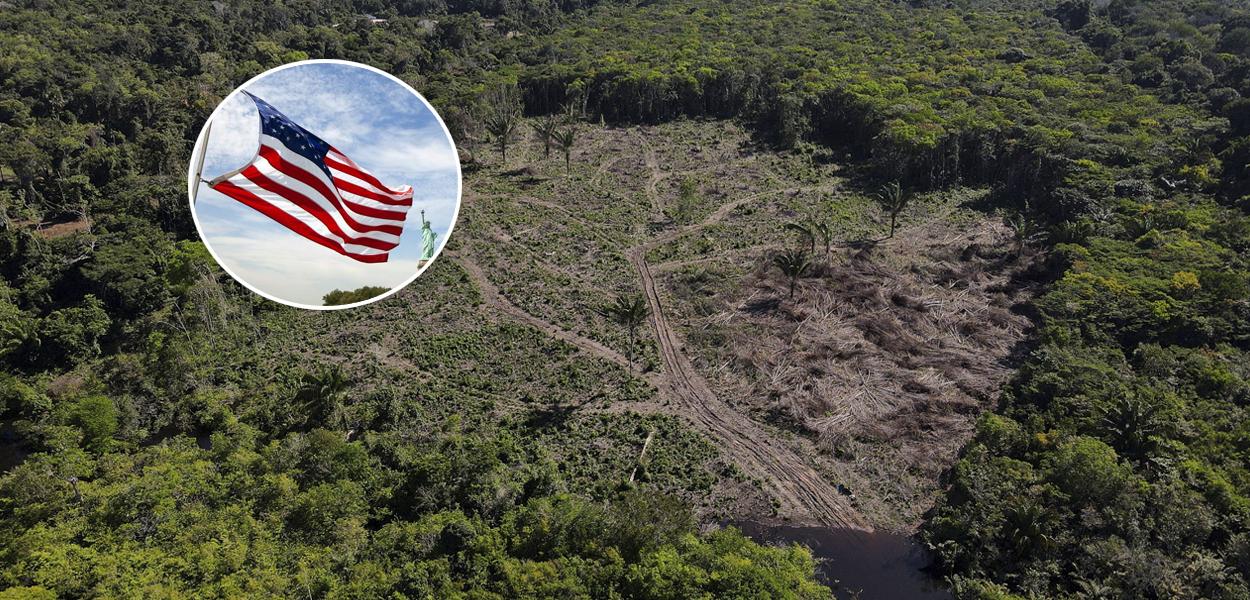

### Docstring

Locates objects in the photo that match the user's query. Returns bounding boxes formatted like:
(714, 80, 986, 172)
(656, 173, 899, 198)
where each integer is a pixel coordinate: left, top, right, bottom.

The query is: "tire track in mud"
(627, 144, 866, 528)
(628, 246, 867, 530)
(641, 135, 668, 221)
(629, 149, 865, 528)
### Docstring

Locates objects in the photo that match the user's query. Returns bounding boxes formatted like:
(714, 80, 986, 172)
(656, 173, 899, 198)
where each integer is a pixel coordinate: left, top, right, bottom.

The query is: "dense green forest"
(2, 0, 1250, 597)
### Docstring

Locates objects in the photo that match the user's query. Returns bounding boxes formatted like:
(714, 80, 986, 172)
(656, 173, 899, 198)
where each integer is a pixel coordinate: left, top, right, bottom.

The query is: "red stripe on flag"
(211, 181, 389, 263)
(338, 194, 411, 221)
(241, 165, 402, 246)
(333, 178, 413, 206)
(325, 155, 411, 198)
(257, 145, 409, 225)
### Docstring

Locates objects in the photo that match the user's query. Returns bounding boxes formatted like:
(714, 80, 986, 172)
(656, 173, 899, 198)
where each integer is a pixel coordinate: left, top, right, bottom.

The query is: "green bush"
(63, 395, 118, 452)
(38, 295, 110, 365)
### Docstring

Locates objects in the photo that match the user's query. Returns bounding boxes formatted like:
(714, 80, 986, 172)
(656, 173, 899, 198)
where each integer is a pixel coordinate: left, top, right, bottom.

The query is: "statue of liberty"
(419, 209, 437, 267)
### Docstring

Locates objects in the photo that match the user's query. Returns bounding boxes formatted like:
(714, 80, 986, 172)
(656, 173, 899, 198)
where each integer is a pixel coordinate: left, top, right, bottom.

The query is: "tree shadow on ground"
(524, 402, 578, 430)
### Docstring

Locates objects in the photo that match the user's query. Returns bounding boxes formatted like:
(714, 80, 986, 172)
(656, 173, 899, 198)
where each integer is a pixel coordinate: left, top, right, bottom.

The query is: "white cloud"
(354, 136, 461, 176)
(207, 233, 424, 305)
(201, 95, 260, 178)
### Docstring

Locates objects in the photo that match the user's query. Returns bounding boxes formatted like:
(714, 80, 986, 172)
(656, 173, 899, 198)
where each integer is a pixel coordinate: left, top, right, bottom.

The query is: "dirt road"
(453, 128, 869, 530)
(629, 246, 866, 529)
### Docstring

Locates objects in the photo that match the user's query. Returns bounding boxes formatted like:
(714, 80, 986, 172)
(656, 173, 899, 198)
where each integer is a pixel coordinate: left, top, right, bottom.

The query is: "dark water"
(731, 521, 952, 600)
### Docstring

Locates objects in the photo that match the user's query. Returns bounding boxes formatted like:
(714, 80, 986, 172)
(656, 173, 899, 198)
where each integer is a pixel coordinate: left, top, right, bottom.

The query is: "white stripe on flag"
(257, 134, 411, 227)
(243, 159, 402, 247)
(221, 176, 391, 256)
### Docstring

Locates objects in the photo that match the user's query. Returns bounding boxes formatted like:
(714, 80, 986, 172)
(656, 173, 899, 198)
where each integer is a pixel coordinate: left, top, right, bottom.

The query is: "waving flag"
(209, 91, 413, 263)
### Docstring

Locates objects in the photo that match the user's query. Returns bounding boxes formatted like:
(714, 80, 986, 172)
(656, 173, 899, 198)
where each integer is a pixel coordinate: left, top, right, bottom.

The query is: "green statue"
(420, 209, 437, 263)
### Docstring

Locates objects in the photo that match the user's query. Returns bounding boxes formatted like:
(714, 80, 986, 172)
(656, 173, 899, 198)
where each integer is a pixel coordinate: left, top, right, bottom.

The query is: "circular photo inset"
(187, 60, 461, 309)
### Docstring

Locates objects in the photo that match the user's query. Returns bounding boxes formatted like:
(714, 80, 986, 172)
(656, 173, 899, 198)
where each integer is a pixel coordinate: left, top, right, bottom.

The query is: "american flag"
(209, 91, 413, 263)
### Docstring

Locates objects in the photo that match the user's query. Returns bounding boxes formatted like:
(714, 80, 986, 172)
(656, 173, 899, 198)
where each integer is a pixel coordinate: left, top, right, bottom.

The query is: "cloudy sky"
(191, 61, 460, 307)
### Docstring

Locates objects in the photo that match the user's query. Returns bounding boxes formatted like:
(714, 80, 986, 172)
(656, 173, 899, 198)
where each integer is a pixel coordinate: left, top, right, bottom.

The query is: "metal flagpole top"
(191, 119, 212, 205)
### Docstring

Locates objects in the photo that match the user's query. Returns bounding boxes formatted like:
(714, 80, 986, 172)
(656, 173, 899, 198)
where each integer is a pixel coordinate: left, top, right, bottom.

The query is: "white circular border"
(185, 59, 463, 311)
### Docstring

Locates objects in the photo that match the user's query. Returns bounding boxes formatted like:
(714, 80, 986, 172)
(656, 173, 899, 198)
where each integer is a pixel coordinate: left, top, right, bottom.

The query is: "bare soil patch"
(16, 216, 91, 239)
(673, 216, 1040, 528)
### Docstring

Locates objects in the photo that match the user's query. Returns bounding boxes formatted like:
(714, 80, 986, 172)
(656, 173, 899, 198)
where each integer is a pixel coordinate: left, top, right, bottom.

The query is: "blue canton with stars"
(244, 91, 334, 180)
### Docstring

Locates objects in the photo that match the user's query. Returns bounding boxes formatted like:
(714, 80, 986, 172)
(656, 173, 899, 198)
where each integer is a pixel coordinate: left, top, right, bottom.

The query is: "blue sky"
(191, 61, 460, 307)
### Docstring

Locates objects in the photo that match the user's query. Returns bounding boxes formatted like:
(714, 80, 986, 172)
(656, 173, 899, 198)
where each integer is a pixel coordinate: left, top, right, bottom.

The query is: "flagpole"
(191, 119, 212, 205)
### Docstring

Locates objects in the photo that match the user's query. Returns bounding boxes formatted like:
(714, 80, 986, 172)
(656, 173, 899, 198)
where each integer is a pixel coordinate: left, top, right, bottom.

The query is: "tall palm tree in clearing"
(532, 115, 560, 158)
(1005, 207, 1045, 257)
(773, 249, 811, 299)
(601, 294, 649, 374)
(785, 219, 833, 256)
(482, 86, 522, 163)
(811, 220, 833, 256)
(552, 127, 576, 174)
(784, 222, 815, 254)
(877, 181, 910, 238)
(483, 111, 520, 163)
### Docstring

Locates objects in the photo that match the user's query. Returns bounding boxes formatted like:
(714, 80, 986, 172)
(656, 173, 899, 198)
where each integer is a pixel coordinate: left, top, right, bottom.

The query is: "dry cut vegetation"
(669, 196, 1042, 527)
(461, 119, 1042, 530)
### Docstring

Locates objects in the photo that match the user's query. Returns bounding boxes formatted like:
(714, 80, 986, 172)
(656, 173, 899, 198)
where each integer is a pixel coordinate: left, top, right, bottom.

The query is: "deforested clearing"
(670, 204, 1042, 527)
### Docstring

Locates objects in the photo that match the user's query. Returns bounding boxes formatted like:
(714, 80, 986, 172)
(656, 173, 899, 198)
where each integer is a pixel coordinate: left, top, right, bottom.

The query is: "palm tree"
(1074, 578, 1116, 600)
(552, 127, 576, 174)
(811, 220, 833, 256)
(298, 365, 349, 430)
(1003, 502, 1054, 558)
(1101, 393, 1163, 461)
(1053, 219, 1096, 245)
(876, 181, 909, 238)
(483, 111, 520, 163)
(482, 86, 522, 163)
(0, 314, 38, 361)
(1005, 211, 1044, 256)
(773, 249, 811, 299)
(601, 294, 649, 374)
(784, 222, 815, 254)
(532, 115, 560, 158)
